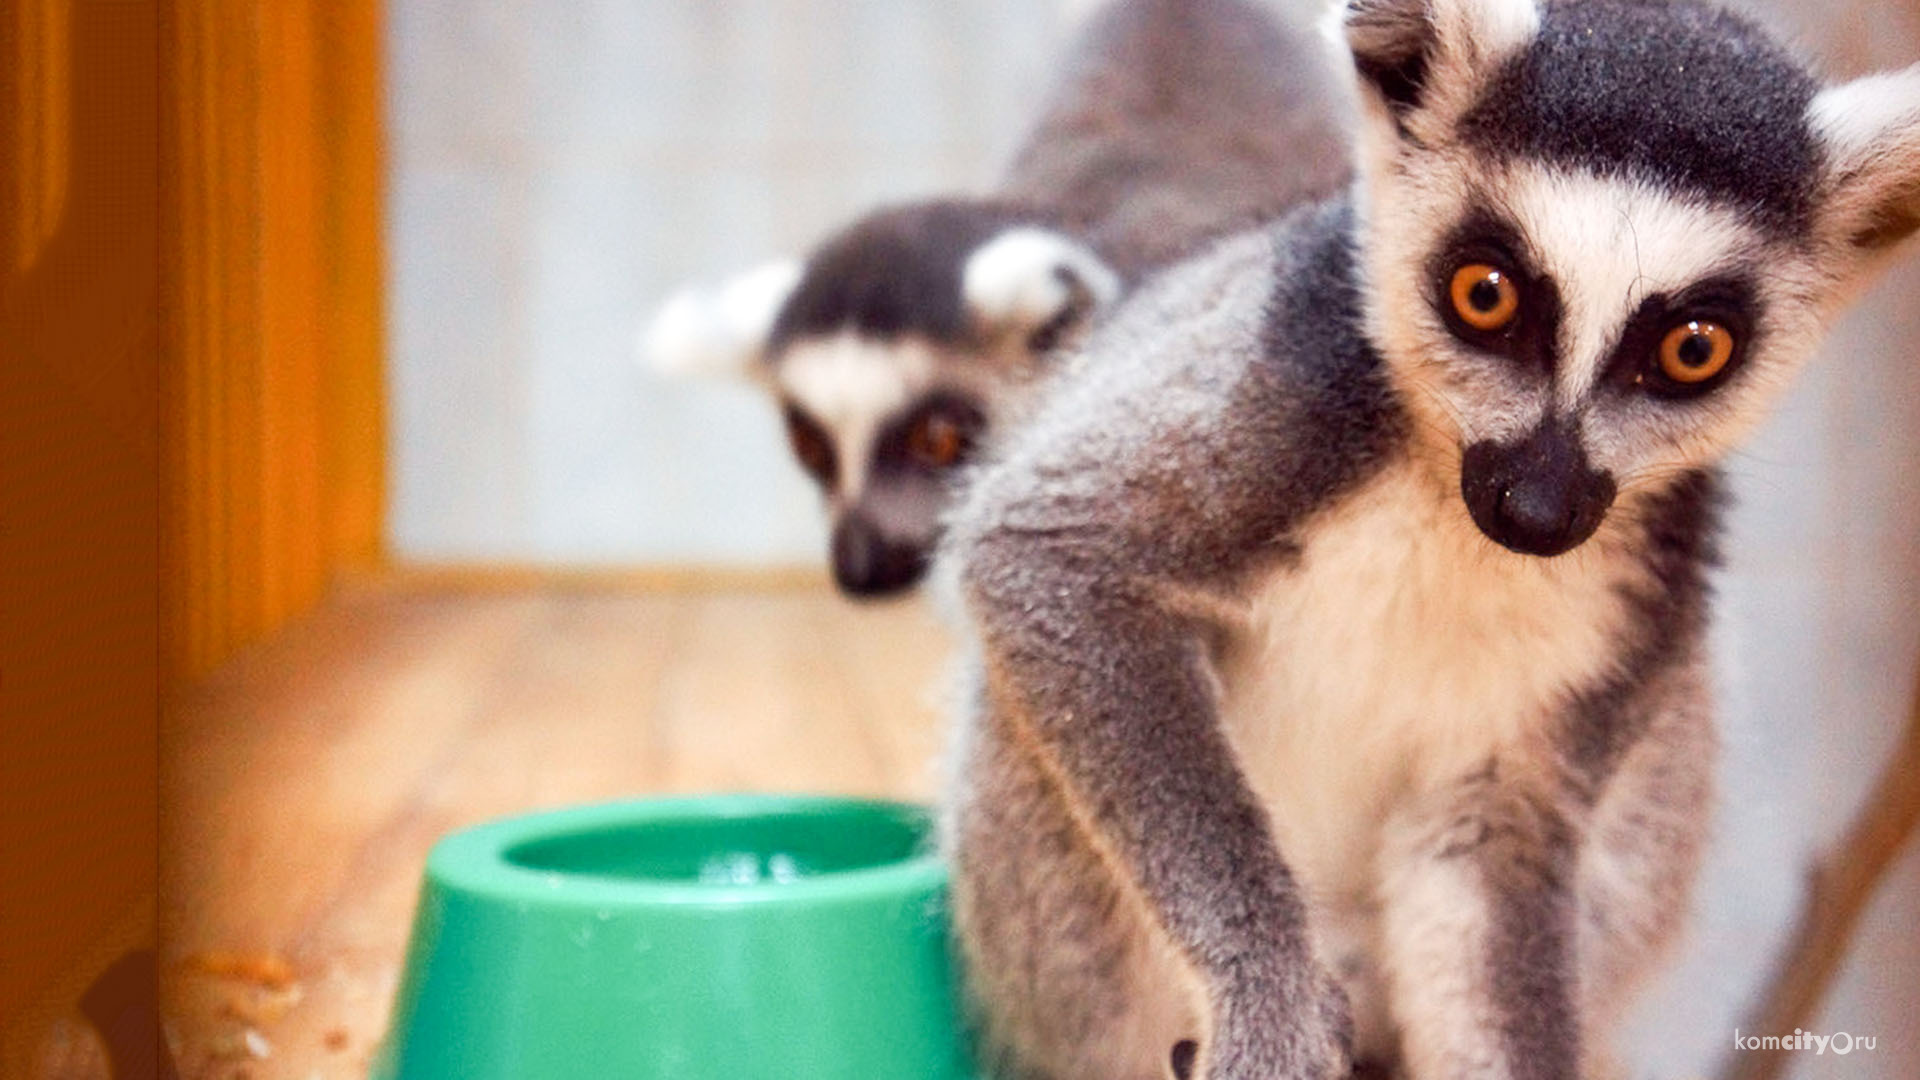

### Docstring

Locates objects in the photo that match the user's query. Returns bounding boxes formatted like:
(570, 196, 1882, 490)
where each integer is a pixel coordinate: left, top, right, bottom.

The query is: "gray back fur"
(1002, 0, 1355, 279)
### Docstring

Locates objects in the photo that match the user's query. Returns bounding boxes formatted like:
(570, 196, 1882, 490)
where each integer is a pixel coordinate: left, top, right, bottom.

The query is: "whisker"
(1614, 462, 1701, 494)
(1406, 381, 1469, 443)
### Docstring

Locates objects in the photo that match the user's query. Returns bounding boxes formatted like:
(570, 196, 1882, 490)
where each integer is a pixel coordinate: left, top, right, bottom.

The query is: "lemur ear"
(638, 259, 803, 381)
(1332, 0, 1538, 125)
(961, 228, 1120, 356)
(1809, 63, 1920, 255)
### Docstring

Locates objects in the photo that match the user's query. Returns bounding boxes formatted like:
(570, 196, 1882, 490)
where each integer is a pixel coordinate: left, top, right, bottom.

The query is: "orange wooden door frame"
(162, 0, 389, 685)
(2, 1, 161, 1072)
(5, 0, 389, 1062)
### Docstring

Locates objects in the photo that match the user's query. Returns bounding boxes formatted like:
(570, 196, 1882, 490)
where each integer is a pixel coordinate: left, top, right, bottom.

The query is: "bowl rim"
(425, 793, 948, 910)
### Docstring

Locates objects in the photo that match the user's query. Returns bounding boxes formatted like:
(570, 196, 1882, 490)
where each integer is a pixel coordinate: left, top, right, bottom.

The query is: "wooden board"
(159, 584, 953, 1079)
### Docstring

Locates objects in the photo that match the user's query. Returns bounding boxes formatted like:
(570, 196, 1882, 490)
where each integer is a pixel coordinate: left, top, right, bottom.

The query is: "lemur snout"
(1460, 418, 1616, 557)
(829, 512, 928, 597)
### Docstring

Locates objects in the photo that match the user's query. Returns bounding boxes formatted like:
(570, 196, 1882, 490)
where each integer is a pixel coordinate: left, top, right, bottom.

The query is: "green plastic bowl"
(373, 795, 974, 1079)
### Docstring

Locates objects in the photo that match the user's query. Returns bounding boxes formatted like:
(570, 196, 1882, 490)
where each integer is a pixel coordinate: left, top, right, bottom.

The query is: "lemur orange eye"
(1449, 263, 1520, 331)
(908, 413, 966, 468)
(1658, 320, 1735, 384)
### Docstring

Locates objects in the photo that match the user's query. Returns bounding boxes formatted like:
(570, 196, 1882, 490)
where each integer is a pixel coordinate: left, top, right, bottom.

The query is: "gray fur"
(941, 1, 1920, 1077)
(945, 191, 1717, 1079)
(1002, 0, 1355, 279)
(942, 208, 1712, 1077)
(949, 205, 1387, 1080)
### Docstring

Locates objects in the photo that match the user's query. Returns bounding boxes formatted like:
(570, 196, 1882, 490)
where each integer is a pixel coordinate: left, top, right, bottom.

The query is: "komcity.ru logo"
(1732, 1028, 1878, 1055)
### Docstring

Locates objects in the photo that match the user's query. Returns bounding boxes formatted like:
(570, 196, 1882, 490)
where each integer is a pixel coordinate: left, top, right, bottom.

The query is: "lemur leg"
(950, 705, 1202, 1080)
(1375, 761, 1584, 1080)
(1374, 666, 1715, 1080)
(1572, 678, 1715, 1079)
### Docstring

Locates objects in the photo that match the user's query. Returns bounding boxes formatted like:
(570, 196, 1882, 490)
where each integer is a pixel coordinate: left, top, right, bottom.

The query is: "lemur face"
(773, 333, 998, 596)
(645, 201, 1118, 596)
(1338, 0, 1920, 556)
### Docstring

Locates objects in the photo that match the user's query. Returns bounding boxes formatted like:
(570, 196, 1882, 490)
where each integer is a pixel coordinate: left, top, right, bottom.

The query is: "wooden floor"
(159, 583, 954, 1080)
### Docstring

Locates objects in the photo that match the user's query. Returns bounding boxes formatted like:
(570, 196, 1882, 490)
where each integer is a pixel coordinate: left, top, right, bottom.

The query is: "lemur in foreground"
(944, 0, 1920, 1077)
(642, 0, 1349, 597)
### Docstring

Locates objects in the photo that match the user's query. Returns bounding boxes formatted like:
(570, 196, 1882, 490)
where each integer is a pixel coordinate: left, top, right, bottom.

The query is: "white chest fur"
(1214, 461, 1641, 909)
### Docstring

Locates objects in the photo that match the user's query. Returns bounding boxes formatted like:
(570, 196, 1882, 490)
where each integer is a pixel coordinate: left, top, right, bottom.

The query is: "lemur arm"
(962, 521, 1350, 1079)
(951, 216, 1389, 1078)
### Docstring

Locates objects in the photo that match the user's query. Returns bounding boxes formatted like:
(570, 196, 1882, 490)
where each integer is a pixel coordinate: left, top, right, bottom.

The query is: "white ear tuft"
(1446, 0, 1541, 69)
(1810, 63, 1920, 254)
(1336, 0, 1433, 77)
(961, 228, 1119, 350)
(638, 259, 802, 381)
(1335, 0, 1538, 119)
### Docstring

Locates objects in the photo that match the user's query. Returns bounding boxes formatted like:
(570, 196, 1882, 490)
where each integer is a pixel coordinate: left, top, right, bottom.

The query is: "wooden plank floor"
(159, 583, 954, 1080)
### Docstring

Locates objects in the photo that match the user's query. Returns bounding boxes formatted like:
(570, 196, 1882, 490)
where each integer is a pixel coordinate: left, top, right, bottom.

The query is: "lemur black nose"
(1460, 419, 1617, 558)
(1495, 478, 1578, 552)
(830, 514, 928, 598)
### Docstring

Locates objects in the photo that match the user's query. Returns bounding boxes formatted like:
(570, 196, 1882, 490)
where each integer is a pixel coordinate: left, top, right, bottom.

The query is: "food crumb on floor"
(185, 951, 298, 989)
(241, 1028, 272, 1059)
(218, 982, 304, 1026)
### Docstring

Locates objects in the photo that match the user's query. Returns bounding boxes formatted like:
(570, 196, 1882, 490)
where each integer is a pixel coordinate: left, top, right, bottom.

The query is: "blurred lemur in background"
(945, 0, 1920, 1077)
(642, 0, 1349, 597)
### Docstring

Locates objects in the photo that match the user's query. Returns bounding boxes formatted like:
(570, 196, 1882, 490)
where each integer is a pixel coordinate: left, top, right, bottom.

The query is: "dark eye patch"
(781, 402, 838, 489)
(1426, 211, 1564, 376)
(873, 393, 987, 478)
(1599, 274, 1758, 400)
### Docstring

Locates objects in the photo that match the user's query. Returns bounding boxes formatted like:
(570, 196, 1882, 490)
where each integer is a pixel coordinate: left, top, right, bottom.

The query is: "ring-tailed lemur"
(642, 0, 1349, 597)
(944, 0, 1920, 1077)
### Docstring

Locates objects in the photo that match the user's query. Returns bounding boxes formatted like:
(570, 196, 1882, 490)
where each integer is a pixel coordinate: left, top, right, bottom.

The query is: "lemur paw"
(1192, 971, 1353, 1080)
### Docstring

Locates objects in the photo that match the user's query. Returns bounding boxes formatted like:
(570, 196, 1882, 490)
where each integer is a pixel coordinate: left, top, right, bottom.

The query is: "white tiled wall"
(388, 0, 1064, 563)
(387, 1, 1920, 1074)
